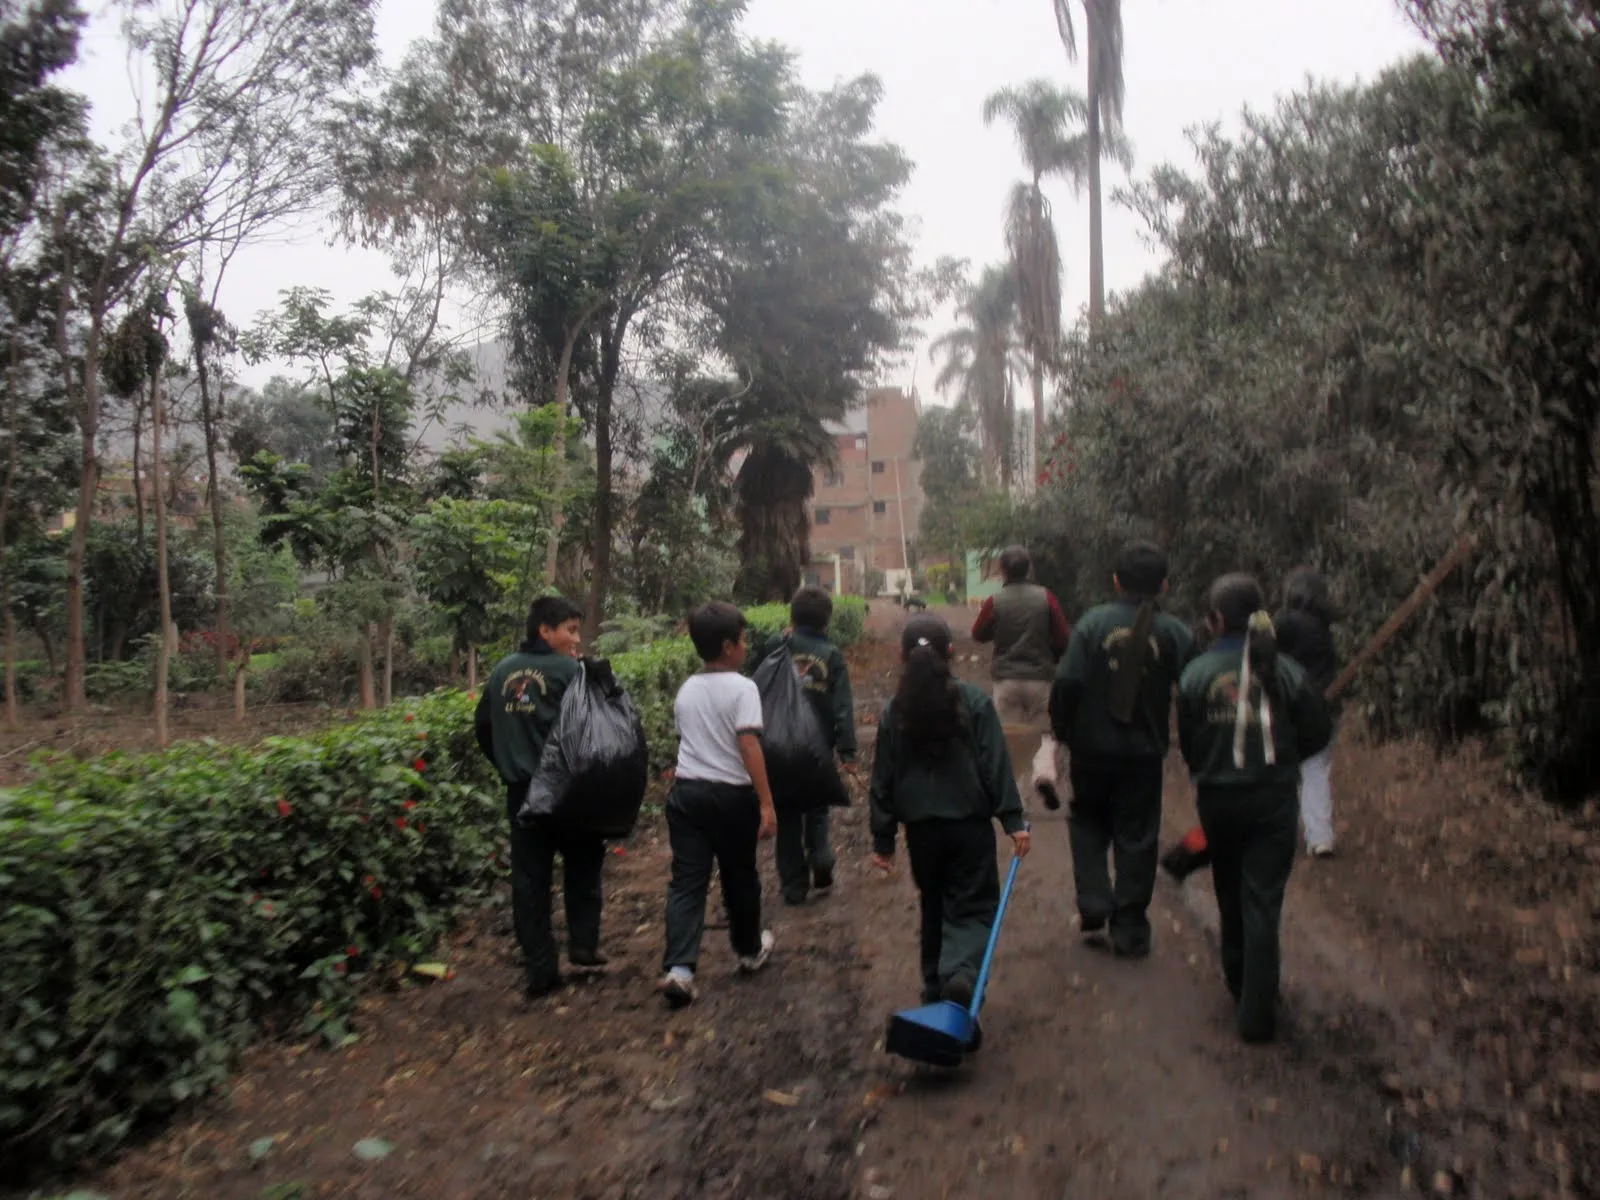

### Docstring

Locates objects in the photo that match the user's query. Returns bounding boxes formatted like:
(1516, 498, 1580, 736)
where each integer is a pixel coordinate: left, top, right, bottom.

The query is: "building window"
(873, 500, 887, 514)
(854, 435, 867, 450)
(871, 460, 886, 474)
(815, 508, 830, 526)
(824, 469, 843, 488)
(839, 545, 856, 559)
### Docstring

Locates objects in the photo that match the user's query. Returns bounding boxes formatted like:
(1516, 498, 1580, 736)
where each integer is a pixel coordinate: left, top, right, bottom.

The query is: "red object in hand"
(1180, 826, 1208, 854)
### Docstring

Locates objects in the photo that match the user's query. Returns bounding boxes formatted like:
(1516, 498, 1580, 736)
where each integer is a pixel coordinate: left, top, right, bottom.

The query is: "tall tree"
(983, 80, 1129, 452)
(931, 263, 1024, 491)
(1053, 0, 1125, 335)
(53, 0, 376, 711)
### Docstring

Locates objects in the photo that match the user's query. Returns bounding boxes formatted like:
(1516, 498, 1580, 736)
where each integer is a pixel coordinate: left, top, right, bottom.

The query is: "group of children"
(477, 546, 1337, 1045)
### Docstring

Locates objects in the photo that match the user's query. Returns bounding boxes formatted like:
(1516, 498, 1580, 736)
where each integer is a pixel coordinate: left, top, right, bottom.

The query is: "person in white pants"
(1274, 568, 1339, 857)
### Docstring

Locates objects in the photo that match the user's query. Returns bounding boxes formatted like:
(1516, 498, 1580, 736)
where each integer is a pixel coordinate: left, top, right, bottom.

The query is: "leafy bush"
(743, 594, 865, 649)
(592, 612, 679, 657)
(0, 691, 500, 1168)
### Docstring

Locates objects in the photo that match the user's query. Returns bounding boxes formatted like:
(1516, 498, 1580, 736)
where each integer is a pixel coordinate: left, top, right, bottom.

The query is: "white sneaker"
(737, 930, 776, 974)
(659, 968, 696, 1008)
(1309, 843, 1336, 859)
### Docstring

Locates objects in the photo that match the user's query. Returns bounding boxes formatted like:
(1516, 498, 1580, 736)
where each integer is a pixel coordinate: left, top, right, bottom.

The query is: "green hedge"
(0, 691, 502, 1168)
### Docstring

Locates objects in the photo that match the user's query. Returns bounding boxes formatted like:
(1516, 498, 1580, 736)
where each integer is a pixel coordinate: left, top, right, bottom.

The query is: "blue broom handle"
(968, 836, 1025, 1020)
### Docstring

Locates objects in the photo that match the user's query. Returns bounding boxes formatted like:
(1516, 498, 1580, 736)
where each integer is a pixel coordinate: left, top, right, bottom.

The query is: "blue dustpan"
(885, 848, 1024, 1067)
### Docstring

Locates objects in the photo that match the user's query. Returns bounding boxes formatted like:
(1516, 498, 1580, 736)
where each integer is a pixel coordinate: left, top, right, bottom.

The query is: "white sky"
(62, 0, 1431, 399)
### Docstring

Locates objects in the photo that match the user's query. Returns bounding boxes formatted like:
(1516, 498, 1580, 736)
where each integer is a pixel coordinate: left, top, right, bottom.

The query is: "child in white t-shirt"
(659, 601, 779, 1008)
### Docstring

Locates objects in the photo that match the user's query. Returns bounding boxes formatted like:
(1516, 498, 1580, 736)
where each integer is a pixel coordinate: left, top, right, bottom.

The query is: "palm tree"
(930, 264, 1026, 491)
(983, 81, 1088, 462)
(1053, 0, 1126, 335)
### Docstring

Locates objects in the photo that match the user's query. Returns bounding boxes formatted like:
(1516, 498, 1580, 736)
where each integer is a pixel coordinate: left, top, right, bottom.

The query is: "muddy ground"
(19, 607, 1600, 1199)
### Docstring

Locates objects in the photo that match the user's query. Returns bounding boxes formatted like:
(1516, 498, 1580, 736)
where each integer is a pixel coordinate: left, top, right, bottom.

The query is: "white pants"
(1299, 740, 1335, 849)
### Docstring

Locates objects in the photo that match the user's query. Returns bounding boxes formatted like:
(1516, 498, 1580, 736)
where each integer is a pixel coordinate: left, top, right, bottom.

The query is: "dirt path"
(37, 610, 1599, 1199)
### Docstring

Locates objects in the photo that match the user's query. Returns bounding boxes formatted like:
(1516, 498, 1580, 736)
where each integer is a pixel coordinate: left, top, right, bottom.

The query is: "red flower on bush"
(363, 874, 375, 886)
(404, 713, 415, 723)
(403, 800, 417, 811)
(416, 822, 427, 835)
(334, 961, 347, 974)
(395, 817, 408, 831)
(370, 885, 383, 899)
(413, 758, 427, 772)
(416, 732, 427, 741)
(347, 945, 360, 957)
(276, 798, 293, 818)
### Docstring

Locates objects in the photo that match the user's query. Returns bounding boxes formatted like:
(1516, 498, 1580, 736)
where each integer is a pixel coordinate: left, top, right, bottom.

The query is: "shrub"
(743, 595, 865, 649)
(0, 691, 501, 1168)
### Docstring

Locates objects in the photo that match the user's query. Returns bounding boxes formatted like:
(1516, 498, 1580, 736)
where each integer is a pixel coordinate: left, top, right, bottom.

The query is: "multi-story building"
(803, 387, 925, 596)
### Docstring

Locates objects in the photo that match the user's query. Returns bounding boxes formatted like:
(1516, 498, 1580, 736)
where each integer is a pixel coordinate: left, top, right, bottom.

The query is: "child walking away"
(659, 602, 778, 1008)
(870, 616, 1031, 1009)
(475, 596, 607, 998)
(749, 586, 858, 906)
(1178, 574, 1333, 1043)
(1049, 542, 1195, 957)
(1275, 568, 1340, 857)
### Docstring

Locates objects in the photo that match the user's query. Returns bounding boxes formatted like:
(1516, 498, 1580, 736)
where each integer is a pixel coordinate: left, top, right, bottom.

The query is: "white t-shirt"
(674, 671, 764, 785)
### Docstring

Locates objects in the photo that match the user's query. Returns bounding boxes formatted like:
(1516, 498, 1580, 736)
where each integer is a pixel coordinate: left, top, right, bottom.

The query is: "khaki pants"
(993, 680, 1062, 797)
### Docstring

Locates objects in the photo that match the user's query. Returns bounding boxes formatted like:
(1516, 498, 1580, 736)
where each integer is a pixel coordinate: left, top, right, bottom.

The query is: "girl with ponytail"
(869, 615, 1030, 1015)
(1176, 574, 1332, 1044)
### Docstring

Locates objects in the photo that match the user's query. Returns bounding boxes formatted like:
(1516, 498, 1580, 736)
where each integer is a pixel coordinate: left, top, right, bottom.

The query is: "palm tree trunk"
(2, 321, 19, 731)
(542, 328, 580, 585)
(1031, 359, 1046, 489)
(1087, 5, 1106, 335)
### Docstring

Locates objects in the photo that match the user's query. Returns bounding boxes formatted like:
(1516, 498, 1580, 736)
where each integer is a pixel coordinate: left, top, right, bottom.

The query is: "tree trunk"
(585, 321, 629, 637)
(150, 369, 173, 749)
(542, 328, 581, 585)
(64, 315, 101, 712)
(1031, 359, 1045, 489)
(381, 613, 394, 708)
(233, 656, 247, 722)
(1086, 6, 1106, 336)
(358, 625, 376, 710)
(130, 394, 145, 545)
(2, 306, 19, 731)
(467, 644, 478, 692)
(195, 342, 230, 679)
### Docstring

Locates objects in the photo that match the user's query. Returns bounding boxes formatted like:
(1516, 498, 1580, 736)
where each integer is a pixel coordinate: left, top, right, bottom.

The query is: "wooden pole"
(1324, 532, 1477, 703)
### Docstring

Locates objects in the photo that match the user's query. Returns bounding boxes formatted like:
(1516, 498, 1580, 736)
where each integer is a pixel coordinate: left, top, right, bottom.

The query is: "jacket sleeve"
(831, 648, 858, 760)
(1289, 669, 1334, 762)
(1176, 669, 1203, 774)
(868, 715, 898, 855)
(1047, 592, 1073, 656)
(973, 695, 1026, 835)
(1049, 624, 1090, 743)
(971, 596, 998, 643)
(474, 684, 495, 764)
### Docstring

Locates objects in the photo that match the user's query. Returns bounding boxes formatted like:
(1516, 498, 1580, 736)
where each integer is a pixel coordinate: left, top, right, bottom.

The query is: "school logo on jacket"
(502, 668, 548, 713)
(1205, 672, 1261, 725)
(791, 653, 829, 695)
(1102, 626, 1160, 666)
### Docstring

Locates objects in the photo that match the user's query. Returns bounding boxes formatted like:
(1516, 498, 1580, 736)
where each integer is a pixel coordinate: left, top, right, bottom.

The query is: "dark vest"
(990, 582, 1056, 682)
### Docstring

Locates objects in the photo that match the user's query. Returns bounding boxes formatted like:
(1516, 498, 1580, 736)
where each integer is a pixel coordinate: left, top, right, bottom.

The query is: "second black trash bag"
(752, 640, 848, 812)
(519, 657, 649, 839)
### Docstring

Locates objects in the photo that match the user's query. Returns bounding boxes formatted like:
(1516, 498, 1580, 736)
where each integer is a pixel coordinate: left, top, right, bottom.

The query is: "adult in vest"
(971, 546, 1073, 807)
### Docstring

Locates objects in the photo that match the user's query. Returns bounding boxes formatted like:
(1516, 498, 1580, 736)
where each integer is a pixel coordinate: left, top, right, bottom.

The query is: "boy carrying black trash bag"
(1049, 542, 1195, 958)
(659, 602, 778, 1009)
(748, 585, 858, 906)
(475, 596, 608, 998)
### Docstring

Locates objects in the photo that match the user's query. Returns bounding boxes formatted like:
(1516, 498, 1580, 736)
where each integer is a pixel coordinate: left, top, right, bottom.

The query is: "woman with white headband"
(1176, 574, 1332, 1043)
(869, 614, 1030, 1017)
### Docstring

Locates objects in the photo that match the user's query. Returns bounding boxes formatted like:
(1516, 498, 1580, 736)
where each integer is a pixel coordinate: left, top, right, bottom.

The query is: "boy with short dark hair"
(1049, 542, 1195, 958)
(748, 585, 858, 905)
(659, 601, 778, 1008)
(475, 595, 606, 998)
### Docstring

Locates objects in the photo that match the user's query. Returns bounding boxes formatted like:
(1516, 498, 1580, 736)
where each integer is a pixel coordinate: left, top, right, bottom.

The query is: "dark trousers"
(663, 779, 763, 971)
(1197, 786, 1298, 1042)
(505, 785, 606, 990)
(775, 807, 835, 901)
(905, 818, 1000, 1001)
(1067, 755, 1164, 955)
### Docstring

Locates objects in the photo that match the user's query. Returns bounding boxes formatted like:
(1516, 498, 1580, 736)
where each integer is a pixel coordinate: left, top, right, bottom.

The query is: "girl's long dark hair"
(894, 615, 964, 757)
(1210, 573, 1279, 698)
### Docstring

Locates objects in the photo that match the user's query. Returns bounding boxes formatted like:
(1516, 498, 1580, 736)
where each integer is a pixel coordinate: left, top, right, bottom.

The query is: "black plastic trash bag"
(752, 641, 848, 812)
(519, 657, 648, 838)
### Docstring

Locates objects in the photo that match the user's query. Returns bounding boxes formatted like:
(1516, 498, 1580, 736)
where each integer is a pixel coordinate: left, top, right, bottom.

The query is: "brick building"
(804, 387, 925, 595)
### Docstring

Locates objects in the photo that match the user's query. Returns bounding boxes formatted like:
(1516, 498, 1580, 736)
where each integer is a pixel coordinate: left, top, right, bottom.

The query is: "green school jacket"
(869, 680, 1026, 856)
(748, 627, 858, 761)
(1050, 599, 1196, 761)
(474, 642, 582, 785)
(1177, 637, 1334, 793)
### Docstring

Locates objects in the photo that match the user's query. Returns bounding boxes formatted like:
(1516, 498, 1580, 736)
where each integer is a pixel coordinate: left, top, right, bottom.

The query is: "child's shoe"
(658, 967, 696, 1008)
(737, 930, 776, 974)
(811, 865, 834, 895)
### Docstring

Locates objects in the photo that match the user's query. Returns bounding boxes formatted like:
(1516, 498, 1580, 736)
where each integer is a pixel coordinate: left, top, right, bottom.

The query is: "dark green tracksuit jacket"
(1049, 599, 1195, 952)
(749, 627, 857, 901)
(474, 641, 598, 991)
(1177, 638, 1333, 1041)
(870, 681, 1025, 996)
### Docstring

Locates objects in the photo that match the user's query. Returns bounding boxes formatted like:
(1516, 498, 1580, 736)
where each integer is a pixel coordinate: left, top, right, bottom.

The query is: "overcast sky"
(62, 0, 1431, 400)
